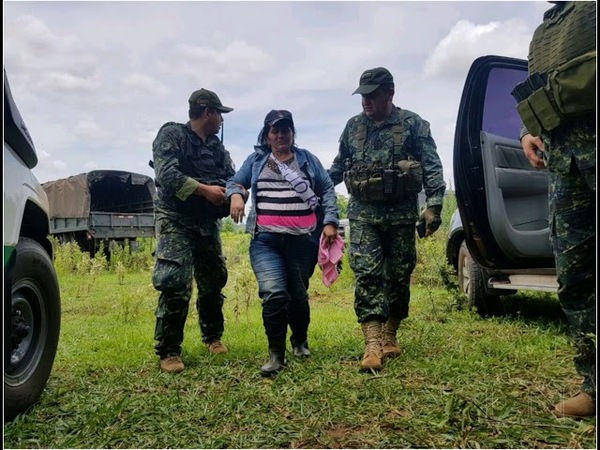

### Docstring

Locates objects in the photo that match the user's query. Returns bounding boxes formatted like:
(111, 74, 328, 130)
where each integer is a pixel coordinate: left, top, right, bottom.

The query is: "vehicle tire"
(457, 241, 499, 316)
(4, 237, 61, 421)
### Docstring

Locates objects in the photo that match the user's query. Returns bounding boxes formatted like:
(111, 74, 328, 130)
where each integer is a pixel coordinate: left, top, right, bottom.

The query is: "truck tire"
(4, 237, 61, 421)
(457, 241, 499, 316)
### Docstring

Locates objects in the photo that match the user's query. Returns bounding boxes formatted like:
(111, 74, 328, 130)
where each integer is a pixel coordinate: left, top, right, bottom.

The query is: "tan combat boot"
(381, 317, 402, 359)
(553, 392, 596, 419)
(360, 320, 383, 371)
(160, 355, 184, 373)
(207, 340, 228, 354)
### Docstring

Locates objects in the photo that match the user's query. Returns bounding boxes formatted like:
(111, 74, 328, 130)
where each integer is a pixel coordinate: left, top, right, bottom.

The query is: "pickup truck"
(448, 55, 558, 315)
(42, 170, 156, 255)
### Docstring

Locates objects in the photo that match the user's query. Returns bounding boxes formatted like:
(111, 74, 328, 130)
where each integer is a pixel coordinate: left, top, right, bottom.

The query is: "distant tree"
(337, 194, 349, 219)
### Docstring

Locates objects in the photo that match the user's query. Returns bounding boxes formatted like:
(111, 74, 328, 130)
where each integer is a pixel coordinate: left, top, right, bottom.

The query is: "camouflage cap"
(352, 67, 394, 95)
(188, 88, 233, 113)
(264, 109, 294, 127)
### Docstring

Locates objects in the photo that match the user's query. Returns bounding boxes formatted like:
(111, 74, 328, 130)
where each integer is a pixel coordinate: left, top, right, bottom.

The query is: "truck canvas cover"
(42, 170, 155, 218)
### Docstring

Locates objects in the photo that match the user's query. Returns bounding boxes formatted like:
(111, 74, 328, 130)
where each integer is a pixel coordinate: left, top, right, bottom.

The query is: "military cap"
(188, 88, 233, 113)
(353, 67, 394, 95)
(264, 109, 294, 127)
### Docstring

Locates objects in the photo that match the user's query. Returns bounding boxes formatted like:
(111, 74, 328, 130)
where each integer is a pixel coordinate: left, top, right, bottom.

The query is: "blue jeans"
(249, 232, 318, 342)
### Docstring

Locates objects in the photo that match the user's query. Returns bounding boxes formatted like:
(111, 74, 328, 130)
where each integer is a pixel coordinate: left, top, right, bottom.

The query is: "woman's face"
(267, 121, 294, 153)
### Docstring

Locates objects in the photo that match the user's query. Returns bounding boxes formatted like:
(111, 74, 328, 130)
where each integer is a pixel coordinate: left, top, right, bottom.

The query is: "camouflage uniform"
(525, 2, 596, 398)
(152, 121, 235, 357)
(329, 107, 446, 323)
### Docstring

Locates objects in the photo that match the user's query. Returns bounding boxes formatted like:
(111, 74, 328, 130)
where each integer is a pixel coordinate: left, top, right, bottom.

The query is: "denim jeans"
(250, 232, 318, 342)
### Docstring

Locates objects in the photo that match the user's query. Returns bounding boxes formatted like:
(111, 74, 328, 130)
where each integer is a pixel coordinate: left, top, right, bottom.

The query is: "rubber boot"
(291, 332, 310, 357)
(381, 317, 401, 359)
(553, 392, 596, 419)
(292, 339, 310, 357)
(360, 320, 383, 372)
(260, 337, 286, 377)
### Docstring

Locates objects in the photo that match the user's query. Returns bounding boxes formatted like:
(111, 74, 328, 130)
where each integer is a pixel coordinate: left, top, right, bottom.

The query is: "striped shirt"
(256, 156, 317, 235)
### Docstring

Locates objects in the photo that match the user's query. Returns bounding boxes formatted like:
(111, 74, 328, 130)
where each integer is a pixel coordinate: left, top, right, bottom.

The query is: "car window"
(482, 67, 527, 140)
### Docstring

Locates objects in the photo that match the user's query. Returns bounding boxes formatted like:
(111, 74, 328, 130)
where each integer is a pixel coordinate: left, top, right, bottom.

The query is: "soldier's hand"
(230, 194, 246, 224)
(521, 134, 546, 168)
(420, 205, 442, 237)
(197, 184, 227, 205)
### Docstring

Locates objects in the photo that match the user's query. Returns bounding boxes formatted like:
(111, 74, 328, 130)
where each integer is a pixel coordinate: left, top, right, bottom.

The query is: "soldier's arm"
(328, 126, 351, 186)
(417, 120, 446, 207)
(152, 125, 199, 201)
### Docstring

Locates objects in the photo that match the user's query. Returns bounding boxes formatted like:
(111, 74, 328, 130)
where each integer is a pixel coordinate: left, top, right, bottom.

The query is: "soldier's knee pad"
(153, 258, 188, 294)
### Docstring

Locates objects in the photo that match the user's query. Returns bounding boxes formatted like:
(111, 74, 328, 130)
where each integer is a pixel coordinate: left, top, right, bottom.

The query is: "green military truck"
(42, 170, 156, 255)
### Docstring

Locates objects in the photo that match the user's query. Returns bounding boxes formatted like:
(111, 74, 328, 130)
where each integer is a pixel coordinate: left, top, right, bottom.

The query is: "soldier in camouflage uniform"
(151, 89, 236, 373)
(516, 2, 595, 418)
(329, 67, 446, 371)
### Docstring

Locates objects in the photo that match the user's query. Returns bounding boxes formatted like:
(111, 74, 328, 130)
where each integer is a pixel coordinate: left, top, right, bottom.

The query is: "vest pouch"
(397, 160, 423, 194)
(549, 50, 596, 117)
(366, 176, 385, 201)
(527, 87, 562, 132)
(516, 99, 544, 137)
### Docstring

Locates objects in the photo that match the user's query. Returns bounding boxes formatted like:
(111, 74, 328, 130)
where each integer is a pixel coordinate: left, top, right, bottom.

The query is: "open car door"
(453, 55, 555, 271)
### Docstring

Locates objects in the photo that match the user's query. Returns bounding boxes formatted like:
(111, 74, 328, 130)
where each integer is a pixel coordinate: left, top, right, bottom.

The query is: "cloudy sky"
(4, 0, 549, 194)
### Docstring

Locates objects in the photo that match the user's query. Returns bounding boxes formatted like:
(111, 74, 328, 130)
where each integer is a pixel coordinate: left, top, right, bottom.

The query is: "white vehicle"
(4, 69, 61, 421)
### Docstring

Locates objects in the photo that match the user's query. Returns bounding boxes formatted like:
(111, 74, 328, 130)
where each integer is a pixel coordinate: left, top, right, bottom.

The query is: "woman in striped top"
(226, 110, 340, 376)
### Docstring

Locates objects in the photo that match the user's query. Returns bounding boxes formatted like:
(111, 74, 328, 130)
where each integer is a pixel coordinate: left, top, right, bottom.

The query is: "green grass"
(5, 199, 596, 448)
(4, 269, 596, 448)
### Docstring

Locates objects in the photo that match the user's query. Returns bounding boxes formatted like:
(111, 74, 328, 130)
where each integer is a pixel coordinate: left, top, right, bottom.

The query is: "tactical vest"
(515, 2, 596, 137)
(156, 122, 231, 219)
(529, 1, 596, 73)
(343, 121, 423, 203)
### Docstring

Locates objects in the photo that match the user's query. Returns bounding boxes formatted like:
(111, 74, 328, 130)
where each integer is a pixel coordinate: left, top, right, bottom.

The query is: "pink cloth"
(318, 234, 345, 287)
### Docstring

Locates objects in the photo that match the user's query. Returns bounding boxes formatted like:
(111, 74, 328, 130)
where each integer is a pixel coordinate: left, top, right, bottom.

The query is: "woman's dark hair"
(256, 122, 297, 148)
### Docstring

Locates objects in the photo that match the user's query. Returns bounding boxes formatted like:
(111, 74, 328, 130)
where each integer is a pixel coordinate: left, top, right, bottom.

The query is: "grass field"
(3, 224, 596, 448)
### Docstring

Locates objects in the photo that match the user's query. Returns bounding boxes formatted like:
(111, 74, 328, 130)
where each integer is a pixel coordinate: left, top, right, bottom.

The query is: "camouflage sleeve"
(223, 148, 236, 179)
(152, 124, 198, 201)
(328, 124, 351, 186)
(416, 119, 446, 207)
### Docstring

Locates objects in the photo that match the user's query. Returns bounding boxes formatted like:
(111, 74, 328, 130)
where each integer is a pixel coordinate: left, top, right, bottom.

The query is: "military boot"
(260, 336, 286, 377)
(360, 320, 383, 372)
(159, 355, 184, 373)
(207, 340, 228, 354)
(553, 392, 596, 418)
(381, 317, 402, 359)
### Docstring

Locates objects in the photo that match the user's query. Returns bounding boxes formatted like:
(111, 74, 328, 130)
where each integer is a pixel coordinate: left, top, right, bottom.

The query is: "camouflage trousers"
(152, 218, 227, 357)
(348, 220, 416, 323)
(549, 161, 596, 397)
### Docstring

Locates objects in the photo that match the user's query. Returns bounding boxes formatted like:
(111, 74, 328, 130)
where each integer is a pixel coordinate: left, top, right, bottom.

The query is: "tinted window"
(482, 67, 527, 140)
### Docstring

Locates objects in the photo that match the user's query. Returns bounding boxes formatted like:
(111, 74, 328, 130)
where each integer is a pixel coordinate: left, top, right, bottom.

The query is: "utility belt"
(512, 51, 596, 136)
(343, 160, 423, 203)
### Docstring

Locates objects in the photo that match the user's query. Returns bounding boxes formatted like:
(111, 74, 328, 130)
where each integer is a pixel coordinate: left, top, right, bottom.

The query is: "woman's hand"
(321, 224, 338, 246)
(230, 194, 246, 223)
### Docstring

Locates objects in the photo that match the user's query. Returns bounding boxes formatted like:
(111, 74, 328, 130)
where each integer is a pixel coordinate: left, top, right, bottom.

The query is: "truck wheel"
(457, 241, 499, 316)
(4, 237, 61, 421)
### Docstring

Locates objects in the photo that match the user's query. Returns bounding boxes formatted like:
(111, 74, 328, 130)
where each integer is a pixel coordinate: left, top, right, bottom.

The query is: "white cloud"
(122, 73, 169, 95)
(424, 18, 531, 80)
(3, 1, 545, 187)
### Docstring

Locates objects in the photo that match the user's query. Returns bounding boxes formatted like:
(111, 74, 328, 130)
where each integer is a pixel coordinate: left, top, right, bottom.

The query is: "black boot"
(260, 337, 286, 377)
(291, 338, 310, 357)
